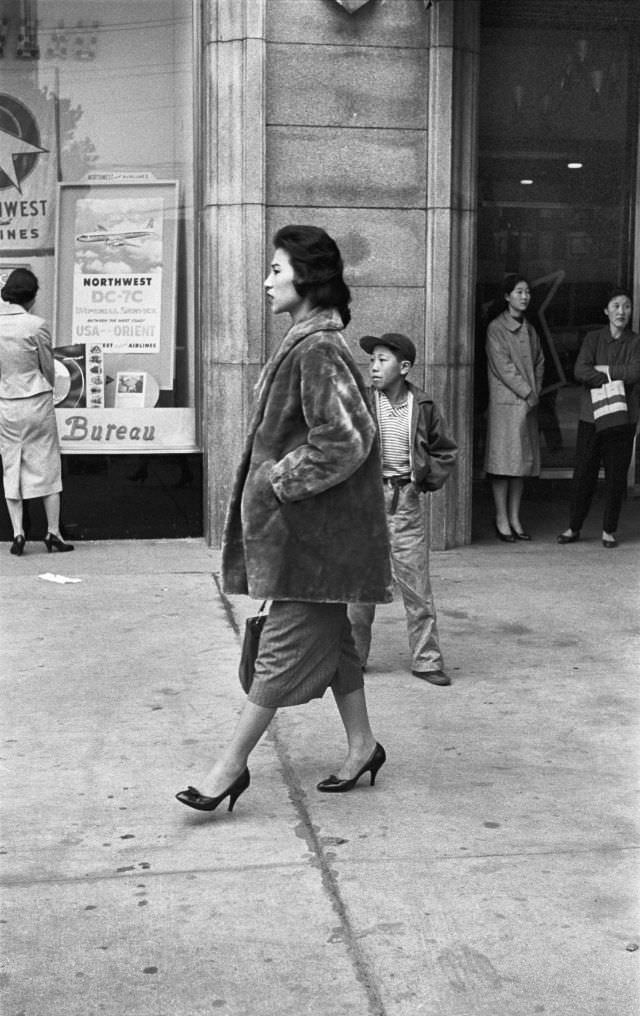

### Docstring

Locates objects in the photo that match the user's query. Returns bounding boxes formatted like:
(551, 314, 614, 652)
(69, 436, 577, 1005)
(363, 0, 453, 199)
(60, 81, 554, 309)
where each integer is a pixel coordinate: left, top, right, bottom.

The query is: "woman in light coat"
(0, 269, 73, 556)
(484, 275, 544, 542)
(176, 225, 392, 815)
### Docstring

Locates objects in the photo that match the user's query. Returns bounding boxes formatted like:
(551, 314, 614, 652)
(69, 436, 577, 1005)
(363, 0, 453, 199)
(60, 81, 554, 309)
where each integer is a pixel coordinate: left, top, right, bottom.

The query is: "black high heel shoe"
(175, 767, 250, 813)
(317, 742, 386, 793)
(510, 526, 531, 541)
(10, 534, 25, 556)
(44, 533, 74, 553)
(494, 522, 516, 543)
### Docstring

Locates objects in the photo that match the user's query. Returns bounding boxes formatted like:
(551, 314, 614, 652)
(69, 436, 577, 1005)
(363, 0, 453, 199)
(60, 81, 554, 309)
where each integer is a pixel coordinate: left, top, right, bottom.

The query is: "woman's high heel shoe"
(10, 534, 25, 556)
(510, 526, 531, 541)
(44, 533, 74, 553)
(317, 742, 386, 793)
(175, 768, 250, 813)
(494, 522, 516, 543)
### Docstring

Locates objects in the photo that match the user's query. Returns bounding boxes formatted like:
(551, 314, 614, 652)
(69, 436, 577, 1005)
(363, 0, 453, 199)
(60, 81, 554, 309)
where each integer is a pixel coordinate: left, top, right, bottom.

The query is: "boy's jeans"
(348, 482, 443, 674)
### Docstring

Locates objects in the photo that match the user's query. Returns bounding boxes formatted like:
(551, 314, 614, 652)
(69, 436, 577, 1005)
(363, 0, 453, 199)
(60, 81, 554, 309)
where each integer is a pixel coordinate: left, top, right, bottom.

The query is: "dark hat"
(359, 332, 416, 365)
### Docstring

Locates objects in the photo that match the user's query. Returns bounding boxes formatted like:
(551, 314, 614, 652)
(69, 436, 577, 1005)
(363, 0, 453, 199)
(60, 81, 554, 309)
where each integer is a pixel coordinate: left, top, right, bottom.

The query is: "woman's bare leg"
(5, 497, 24, 537)
(331, 687, 377, 780)
(507, 477, 525, 532)
(42, 493, 61, 537)
(491, 476, 510, 534)
(197, 700, 276, 796)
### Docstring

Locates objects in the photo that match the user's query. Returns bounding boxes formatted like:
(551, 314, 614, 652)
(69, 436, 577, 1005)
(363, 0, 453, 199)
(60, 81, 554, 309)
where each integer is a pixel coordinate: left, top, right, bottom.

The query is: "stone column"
(200, 0, 267, 544)
(425, 0, 480, 548)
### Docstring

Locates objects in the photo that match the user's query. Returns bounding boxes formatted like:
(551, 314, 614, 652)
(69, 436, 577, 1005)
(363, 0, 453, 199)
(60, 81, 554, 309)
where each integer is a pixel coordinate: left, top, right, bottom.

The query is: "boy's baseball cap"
(359, 332, 416, 365)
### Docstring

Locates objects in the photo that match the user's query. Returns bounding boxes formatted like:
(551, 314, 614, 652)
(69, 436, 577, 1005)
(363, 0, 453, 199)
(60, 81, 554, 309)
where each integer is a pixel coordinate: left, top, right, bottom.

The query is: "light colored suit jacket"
(0, 304, 54, 399)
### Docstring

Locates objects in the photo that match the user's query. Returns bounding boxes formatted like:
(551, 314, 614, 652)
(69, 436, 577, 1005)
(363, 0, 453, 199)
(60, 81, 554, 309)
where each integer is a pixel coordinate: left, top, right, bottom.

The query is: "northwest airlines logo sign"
(0, 89, 55, 249)
(0, 93, 49, 194)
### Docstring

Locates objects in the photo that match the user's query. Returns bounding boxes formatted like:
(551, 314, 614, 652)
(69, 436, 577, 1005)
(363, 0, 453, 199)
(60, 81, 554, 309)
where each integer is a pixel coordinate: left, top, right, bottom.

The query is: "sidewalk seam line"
(269, 720, 389, 1016)
(212, 574, 388, 1016)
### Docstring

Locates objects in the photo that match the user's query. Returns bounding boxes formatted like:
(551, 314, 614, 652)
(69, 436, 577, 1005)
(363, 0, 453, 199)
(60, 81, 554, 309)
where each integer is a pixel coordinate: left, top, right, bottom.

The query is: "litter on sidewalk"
(38, 573, 82, 584)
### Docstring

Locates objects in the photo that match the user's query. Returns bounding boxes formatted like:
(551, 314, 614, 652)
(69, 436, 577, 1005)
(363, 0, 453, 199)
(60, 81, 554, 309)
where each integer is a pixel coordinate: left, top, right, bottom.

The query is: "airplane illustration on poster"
(75, 218, 156, 248)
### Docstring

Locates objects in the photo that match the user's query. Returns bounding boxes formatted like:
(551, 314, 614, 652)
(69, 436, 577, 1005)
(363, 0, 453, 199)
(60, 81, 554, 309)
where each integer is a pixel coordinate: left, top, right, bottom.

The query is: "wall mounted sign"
(0, 70, 59, 252)
(55, 407, 195, 453)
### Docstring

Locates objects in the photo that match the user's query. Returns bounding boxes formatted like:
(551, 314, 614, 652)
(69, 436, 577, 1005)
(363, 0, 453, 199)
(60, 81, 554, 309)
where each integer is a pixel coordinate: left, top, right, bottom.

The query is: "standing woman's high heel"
(44, 533, 74, 553)
(494, 522, 516, 543)
(10, 534, 25, 556)
(317, 742, 386, 793)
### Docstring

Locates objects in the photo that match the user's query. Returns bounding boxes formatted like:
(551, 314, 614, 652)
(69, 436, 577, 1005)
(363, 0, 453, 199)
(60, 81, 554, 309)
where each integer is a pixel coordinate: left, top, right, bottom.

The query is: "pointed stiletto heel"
(44, 533, 74, 553)
(317, 742, 386, 793)
(10, 534, 25, 556)
(175, 767, 250, 813)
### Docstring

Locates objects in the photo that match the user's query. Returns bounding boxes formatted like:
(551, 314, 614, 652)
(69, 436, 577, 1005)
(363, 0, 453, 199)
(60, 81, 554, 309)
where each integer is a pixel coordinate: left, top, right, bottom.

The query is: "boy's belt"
(382, 475, 412, 514)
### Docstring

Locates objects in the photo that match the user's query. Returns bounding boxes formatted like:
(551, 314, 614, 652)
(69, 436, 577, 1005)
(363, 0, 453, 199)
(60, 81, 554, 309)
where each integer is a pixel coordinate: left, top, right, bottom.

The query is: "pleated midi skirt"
(0, 392, 62, 499)
(248, 600, 364, 708)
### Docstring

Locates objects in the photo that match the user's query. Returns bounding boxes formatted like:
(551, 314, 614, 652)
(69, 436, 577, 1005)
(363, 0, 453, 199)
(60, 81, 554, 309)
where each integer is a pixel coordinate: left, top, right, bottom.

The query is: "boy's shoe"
(412, 669, 451, 686)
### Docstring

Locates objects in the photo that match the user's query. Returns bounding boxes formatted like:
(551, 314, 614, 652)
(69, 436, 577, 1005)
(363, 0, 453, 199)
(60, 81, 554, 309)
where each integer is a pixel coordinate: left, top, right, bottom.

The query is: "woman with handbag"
(176, 225, 392, 814)
(0, 268, 74, 556)
(557, 288, 640, 549)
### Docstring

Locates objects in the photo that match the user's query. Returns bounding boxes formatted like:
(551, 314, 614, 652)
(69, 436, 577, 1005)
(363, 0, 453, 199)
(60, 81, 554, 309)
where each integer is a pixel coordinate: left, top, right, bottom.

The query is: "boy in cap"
(349, 333, 458, 685)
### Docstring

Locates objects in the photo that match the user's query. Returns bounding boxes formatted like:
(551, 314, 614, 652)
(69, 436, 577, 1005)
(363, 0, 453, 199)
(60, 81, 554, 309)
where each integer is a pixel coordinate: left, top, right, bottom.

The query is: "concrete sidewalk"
(1, 536, 638, 1016)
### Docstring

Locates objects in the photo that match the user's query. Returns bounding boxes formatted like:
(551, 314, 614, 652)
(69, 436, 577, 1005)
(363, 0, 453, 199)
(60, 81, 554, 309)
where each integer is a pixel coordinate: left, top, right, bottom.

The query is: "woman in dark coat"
(484, 275, 544, 541)
(176, 225, 392, 813)
(0, 268, 73, 556)
(557, 288, 640, 548)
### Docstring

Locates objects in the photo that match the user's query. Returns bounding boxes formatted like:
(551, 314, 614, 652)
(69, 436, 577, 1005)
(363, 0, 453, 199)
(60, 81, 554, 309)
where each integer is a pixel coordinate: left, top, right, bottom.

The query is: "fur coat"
(222, 308, 392, 603)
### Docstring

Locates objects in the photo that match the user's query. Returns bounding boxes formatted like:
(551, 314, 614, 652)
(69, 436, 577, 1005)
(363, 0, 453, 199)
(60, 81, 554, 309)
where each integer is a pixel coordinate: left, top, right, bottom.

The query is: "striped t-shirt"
(376, 390, 411, 477)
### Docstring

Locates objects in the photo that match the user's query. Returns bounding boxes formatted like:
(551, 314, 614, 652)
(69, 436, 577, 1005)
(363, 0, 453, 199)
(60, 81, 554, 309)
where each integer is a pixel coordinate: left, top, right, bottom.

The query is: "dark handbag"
(238, 601, 269, 693)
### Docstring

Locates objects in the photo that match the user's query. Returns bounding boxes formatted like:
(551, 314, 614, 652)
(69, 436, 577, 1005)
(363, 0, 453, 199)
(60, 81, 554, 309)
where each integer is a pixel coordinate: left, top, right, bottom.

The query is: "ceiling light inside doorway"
(567, 162, 583, 169)
(520, 179, 534, 185)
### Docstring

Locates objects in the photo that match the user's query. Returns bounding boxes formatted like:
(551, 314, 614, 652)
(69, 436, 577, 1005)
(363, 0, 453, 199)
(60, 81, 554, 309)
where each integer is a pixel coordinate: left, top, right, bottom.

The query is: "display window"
(0, 0, 198, 457)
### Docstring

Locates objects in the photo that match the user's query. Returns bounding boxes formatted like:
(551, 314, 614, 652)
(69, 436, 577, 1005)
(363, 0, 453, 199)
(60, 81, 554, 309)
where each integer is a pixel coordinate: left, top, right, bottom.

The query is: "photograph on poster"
(115, 370, 146, 409)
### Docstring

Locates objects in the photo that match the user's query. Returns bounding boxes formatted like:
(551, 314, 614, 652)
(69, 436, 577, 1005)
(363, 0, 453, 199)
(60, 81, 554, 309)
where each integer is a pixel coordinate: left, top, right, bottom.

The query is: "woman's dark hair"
(273, 224, 351, 326)
(1, 267, 39, 306)
(503, 273, 531, 297)
(603, 285, 632, 305)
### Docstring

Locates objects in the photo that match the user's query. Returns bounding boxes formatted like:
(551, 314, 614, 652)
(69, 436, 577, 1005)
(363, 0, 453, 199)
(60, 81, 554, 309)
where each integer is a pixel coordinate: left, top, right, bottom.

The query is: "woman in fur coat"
(176, 225, 392, 814)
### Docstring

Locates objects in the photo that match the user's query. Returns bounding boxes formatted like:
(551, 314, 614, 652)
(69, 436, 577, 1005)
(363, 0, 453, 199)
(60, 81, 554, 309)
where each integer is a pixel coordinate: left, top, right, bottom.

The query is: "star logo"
(0, 93, 48, 194)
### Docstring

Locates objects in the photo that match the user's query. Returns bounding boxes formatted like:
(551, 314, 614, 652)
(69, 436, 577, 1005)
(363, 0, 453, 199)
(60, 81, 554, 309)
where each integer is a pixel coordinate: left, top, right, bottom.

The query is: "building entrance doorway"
(473, 0, 639, 540)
